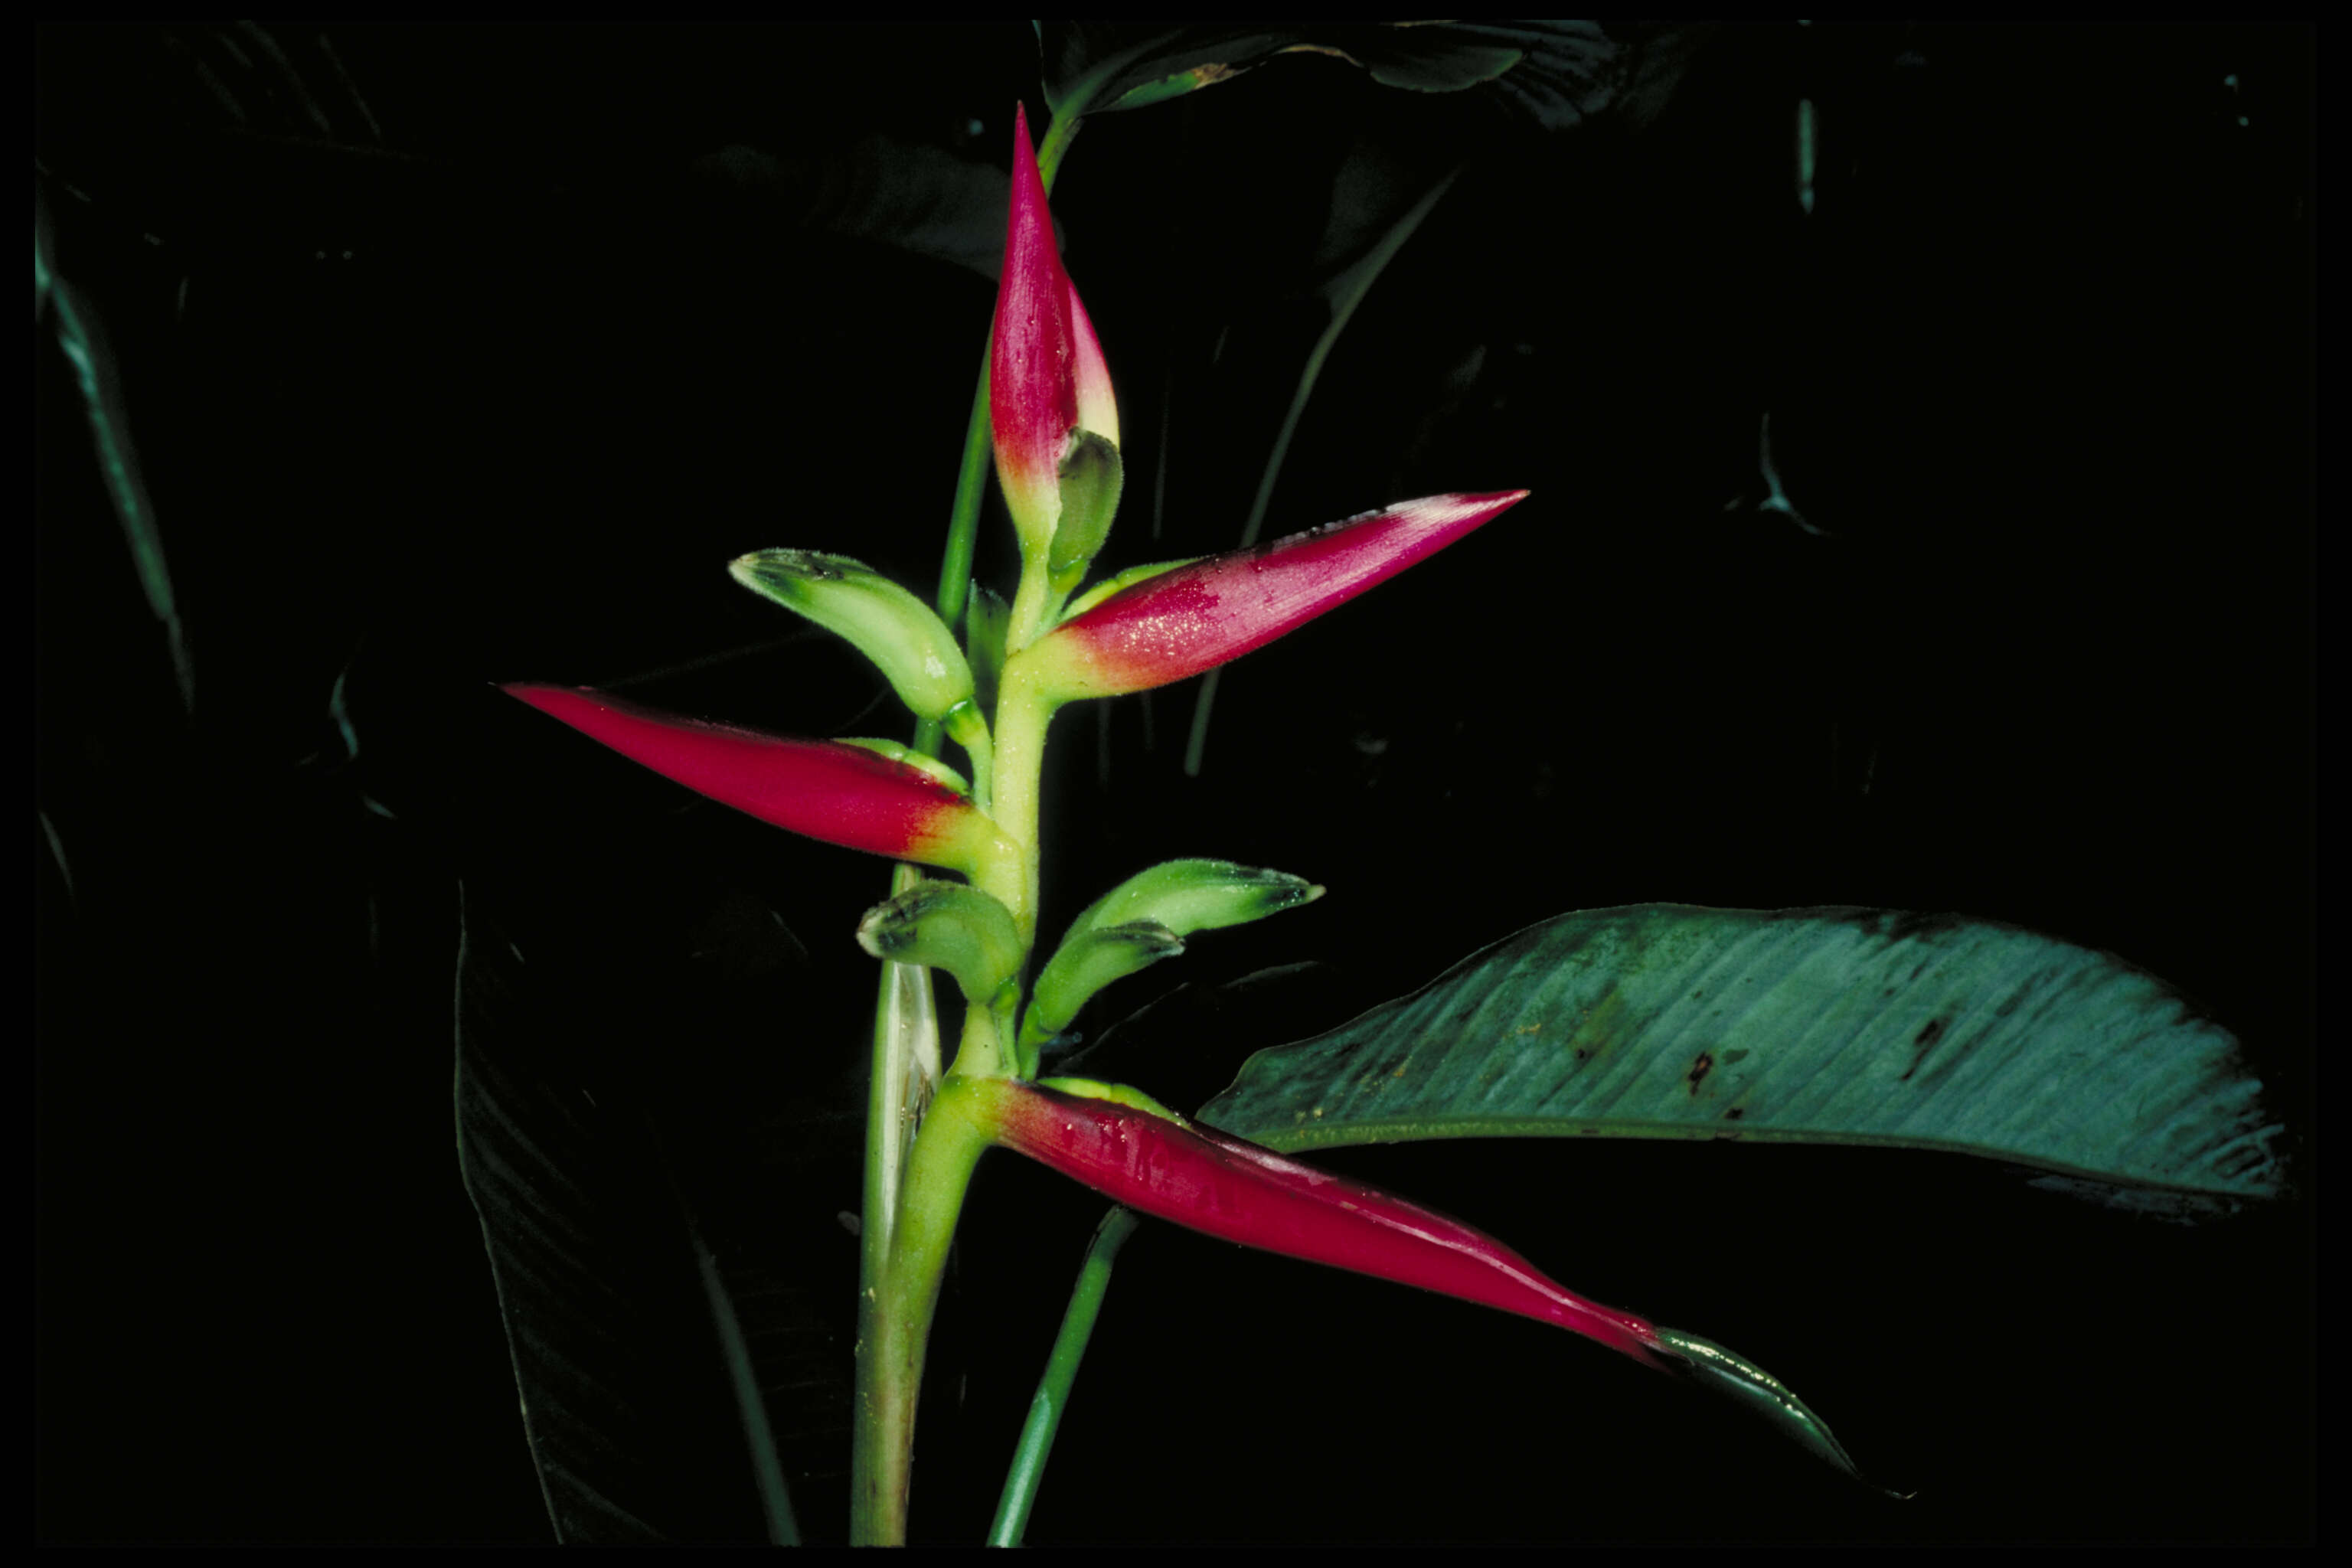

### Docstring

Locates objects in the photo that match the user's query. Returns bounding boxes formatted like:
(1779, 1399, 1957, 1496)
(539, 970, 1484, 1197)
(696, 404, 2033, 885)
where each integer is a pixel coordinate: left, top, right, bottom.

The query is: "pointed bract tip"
(1653, 1324, 1893, 1492)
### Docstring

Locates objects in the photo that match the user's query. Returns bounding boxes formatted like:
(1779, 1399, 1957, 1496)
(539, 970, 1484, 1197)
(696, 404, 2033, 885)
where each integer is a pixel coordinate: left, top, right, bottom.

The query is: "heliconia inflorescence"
(504, 94, 1879, 1544)
(501, 684, 1018, 881)
(1009, 491, 1530, 703)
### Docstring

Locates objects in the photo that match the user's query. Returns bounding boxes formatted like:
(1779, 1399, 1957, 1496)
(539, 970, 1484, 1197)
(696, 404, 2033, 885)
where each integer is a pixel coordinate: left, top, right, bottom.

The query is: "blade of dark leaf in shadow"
(455, 880, 804, 1544)
(691, 136, 1013, 282)
(1390, 21, 1716, 132)
(1037, 22, 1544, 116)
(37, 179, 194, 717)
(1183, 165, 1461, 778)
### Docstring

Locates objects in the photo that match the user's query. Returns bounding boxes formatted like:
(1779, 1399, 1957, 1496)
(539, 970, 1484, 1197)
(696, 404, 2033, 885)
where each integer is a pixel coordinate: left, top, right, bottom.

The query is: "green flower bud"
(1048, 429, 1124, 580)
(730, 550, 976, 724)
(1018, 861, 1324, 1062)
(965, 581, 1011, 719)
(1074, 858, 1324, 942)
(854, 880, 1024, 1006)
(1022, 920, 1186, 1060)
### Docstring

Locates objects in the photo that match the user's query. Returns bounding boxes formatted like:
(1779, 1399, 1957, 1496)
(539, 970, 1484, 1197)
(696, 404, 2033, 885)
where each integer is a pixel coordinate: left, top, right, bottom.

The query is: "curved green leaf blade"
(693, 136, 1012, 282)
(1197, 905, 2288, 1214)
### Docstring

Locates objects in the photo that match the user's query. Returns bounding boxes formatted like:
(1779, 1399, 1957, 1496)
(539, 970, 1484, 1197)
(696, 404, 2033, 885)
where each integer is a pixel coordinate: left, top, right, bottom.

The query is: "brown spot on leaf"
(1900, 1016, 1949, 1080)
(1686, 1050, 1715, 1093)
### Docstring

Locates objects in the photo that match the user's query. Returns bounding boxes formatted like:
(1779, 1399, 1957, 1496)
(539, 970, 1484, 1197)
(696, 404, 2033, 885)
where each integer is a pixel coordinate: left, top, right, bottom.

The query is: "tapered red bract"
(502, 684, 1013, 877)
(975, 1077, 1668, 1367)
(991, 103, 1119, 561)
(1013, 491, 1529, 701)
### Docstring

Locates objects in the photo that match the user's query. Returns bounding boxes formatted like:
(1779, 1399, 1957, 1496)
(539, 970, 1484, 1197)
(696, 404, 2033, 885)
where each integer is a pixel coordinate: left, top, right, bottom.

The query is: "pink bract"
(977, 1078, 1667, 1368)
(1018, 490, 1530, 700)
(991, 103, 1118, 556)
(502, 684, 1008, 874)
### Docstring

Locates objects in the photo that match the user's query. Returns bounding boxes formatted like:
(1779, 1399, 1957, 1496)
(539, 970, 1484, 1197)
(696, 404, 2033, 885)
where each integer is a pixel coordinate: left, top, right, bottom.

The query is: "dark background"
(36, 22, 2312, 1545)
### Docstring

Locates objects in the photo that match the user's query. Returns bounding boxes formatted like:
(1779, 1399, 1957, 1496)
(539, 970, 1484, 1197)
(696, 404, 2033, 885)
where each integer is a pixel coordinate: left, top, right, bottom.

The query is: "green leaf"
(1197, 905, 2288, 1215)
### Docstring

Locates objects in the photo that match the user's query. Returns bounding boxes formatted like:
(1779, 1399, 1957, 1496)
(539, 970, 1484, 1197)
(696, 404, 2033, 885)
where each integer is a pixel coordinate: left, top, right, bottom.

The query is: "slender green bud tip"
(1035, 1076, 1187, 1124)
(834, 737, 970, 795)
(1083, 859, 1324, 940)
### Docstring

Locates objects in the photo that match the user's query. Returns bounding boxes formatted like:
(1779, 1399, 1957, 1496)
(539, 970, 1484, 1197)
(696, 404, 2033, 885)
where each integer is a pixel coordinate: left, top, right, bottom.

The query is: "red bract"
(973, 1079, 1670, 1370)
(503, 684, 1014, 877)
(991, 103, 1117, 557)
(1012, 491, 1530, 701)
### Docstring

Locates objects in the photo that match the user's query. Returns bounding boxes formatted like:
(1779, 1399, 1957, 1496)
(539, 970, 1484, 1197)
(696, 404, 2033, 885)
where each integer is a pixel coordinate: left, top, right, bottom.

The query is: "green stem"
(1183, 165, 1463, 778)
(983, 671, 1054, 946)
(1005, 552, 1056, 658)
(988, 1205, 1142, 1547)
(929, 353, 997, 651)
(851, 1075, 999, 1544)
(850, 50, 1166, 1540)
(856, 864, 941, 1379)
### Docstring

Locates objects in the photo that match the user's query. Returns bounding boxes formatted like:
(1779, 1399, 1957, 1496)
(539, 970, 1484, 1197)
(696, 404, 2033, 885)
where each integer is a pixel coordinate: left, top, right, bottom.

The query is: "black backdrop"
(36, 23, 2312, 1545)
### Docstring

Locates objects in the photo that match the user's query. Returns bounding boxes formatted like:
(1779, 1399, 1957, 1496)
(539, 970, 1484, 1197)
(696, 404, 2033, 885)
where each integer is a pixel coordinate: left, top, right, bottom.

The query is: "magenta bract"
(502, 684, 1011, 875)
(975, 1079, 1668, 1368)
(991, 103, 1117, 557)
(1014, 491, 1530, 701)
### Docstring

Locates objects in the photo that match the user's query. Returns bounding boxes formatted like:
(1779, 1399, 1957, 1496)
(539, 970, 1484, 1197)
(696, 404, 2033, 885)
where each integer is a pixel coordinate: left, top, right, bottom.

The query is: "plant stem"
(856, 863, 940, 1368)
(988, 1204, 1142, 1546)
(850, 49, 1163, 1540)
(982, 671, 1053, 946)
(851, 1075, 998, 1544)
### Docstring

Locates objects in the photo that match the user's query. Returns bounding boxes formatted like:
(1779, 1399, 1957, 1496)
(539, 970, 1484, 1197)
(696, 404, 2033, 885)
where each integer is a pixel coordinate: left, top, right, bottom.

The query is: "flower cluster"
(496, 102, 1720, 1428)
